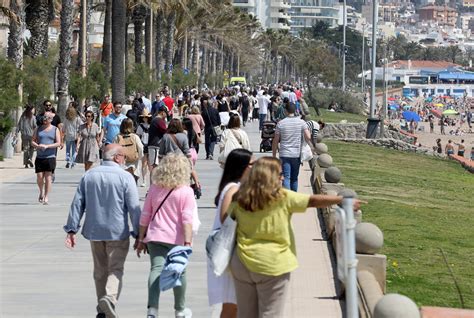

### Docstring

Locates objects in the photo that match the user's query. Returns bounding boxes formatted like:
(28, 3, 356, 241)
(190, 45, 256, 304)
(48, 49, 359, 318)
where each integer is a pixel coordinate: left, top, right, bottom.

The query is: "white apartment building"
(289, 0, 339, 34)
(232, 0, 291, 30)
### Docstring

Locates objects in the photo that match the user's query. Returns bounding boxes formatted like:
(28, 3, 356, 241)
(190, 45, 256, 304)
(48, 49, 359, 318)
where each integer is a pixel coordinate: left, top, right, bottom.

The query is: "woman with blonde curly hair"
(228, 157, 364, 317)
(136, 153, 196, 318)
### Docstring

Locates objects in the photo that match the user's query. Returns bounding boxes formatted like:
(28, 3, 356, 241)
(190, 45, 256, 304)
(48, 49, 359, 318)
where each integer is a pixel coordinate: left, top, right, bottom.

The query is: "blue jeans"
(204, 128, 217, 158)
(259, 114, 267, 131)
(65, 140, 77, 165)
(280, 157, 301, 191)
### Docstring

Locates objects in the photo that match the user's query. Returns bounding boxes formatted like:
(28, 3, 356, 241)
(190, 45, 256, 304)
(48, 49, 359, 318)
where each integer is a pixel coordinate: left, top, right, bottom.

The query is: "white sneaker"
(175, 308, 192, 318)
(140, 182, 146, 187)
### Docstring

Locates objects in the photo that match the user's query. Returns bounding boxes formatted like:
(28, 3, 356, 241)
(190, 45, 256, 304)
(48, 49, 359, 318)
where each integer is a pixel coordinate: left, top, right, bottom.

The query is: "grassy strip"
(325, 140, 474, 309)
(308, 108, 367, 123)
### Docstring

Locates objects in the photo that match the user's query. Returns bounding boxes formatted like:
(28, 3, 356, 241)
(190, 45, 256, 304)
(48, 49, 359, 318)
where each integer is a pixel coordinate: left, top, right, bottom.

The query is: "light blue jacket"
(160, 246, 193, 291)
(63, 161, 141, 240)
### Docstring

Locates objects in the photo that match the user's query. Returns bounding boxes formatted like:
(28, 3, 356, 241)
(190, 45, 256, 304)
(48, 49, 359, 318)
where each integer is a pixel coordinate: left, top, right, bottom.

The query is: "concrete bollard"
(325, 166, 342, 183)
(316, 134, 324, 143)
(338, 188, 358, 198)
(2, 132, 15, 159)
(315, 143, 328, 155)
(374, 294, 420, 318)
(355, 222, 384, 254)
(317, 153, 333, 168)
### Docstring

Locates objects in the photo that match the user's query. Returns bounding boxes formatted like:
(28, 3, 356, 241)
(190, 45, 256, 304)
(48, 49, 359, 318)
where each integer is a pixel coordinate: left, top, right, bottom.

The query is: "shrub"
(306, 87, 365, 114)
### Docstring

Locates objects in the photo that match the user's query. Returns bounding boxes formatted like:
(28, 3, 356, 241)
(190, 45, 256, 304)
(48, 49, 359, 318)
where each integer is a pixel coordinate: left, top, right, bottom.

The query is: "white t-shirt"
(257, 95, 271, 115)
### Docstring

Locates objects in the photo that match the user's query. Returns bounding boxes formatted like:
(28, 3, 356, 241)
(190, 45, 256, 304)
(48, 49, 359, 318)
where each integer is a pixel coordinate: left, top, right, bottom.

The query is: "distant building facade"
(233, 0, 291, 30)
(418, 5, 457, 27)
(289, 0, 339, 33)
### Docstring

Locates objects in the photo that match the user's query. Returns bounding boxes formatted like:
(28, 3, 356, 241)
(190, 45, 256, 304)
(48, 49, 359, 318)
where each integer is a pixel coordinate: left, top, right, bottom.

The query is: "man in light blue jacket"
(63, 144, 141, 318)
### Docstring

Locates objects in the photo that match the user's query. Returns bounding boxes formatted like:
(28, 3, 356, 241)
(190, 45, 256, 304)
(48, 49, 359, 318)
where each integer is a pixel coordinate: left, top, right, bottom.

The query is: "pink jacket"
(187, 114, 205, 137)
(140, 185, 195, 245)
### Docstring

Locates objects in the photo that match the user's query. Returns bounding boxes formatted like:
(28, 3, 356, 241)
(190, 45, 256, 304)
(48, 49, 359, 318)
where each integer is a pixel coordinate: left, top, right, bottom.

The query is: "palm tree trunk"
(199, 43, 206, 88)
(111, 0, 126, 102)
(132, 4, 146, 64)
(164, 10, 176, 76)
(144, 7, 151, 67)
(77, 0, 91, 71)
(191, 38, 199, 74)
(155, 10, 164, 80)
(124, 14, 130, 72)
(8, 0, 25, 150)
(102, 0, 112, 80)
(57, 0, 74, 119)
(8, 0, 24, 69)
(25, 0, 51, 57)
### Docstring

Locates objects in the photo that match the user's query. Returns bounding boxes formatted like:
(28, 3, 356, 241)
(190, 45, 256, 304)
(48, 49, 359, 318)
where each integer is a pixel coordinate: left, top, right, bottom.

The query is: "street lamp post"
(361, 23, 366, 94)
(370, 0, 378, 119)
(342, 0, 347, 91)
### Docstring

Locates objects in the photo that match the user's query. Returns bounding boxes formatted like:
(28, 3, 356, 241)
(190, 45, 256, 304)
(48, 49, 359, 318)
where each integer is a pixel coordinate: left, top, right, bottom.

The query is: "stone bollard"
(2, 132, 15, 159)
(374, 294, 420, 318)
(355, 222, 384, 254)
(317, 153, 333, 168)
(315, 143, 328, 155)
(316, 134, 324, 143)
(325, 166, 342, 183)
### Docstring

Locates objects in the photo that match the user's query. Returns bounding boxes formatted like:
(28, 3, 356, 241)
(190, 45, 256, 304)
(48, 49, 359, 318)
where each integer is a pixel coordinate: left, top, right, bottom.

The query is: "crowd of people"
(13, 82, 361, 318)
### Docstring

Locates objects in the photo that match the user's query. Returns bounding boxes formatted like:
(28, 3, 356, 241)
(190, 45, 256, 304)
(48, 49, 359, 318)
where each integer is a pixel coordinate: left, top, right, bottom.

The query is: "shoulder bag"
(206, 213, 237, 276)
(205, 108, 222, 136)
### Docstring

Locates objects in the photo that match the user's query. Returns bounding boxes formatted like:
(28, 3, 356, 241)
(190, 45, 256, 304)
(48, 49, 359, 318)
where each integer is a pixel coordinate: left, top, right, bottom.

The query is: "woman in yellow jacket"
(227, 157, 363, 318)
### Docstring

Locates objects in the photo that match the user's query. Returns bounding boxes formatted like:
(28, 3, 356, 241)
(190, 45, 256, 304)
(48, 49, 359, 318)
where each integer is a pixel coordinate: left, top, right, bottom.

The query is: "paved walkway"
(0, 120, 342, 317)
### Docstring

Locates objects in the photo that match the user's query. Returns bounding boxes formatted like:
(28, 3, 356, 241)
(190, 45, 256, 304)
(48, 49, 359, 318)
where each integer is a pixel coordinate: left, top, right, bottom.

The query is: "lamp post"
(361, 23, 366, 94)
(342, 0, 347, 91)
(370, 0, 378, 119)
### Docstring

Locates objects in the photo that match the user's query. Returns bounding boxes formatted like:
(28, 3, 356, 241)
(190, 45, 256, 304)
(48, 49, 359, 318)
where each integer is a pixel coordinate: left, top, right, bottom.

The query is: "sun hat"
(139, 109, 152, 117)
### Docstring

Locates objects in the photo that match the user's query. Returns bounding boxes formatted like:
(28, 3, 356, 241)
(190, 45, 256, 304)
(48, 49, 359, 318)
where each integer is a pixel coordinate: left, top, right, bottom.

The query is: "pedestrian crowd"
(15, 83, 361, 318)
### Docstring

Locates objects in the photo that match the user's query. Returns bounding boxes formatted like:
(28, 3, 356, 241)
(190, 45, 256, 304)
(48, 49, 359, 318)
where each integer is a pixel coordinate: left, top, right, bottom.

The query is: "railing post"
(336, 198, 359, 318)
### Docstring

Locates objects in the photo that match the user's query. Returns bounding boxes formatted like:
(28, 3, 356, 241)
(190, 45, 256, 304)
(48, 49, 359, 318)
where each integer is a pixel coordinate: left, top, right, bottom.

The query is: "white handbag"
(206, 215, 237, 276)
(301, 140, 313, 162)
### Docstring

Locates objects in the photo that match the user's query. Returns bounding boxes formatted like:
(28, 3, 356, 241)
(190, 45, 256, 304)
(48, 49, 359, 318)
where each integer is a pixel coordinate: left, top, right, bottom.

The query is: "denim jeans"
(147, 242, 186, 311)
(259, 114, 267, 131)
(65, 140, 77, 164)
(280, 157, 301, 191)
(204, 128, 217, 158)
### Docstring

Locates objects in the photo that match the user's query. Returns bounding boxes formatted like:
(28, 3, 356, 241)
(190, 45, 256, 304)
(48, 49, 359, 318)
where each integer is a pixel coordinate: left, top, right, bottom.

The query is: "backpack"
(139, 123, 149, 145)
(117, 134, 139, 163)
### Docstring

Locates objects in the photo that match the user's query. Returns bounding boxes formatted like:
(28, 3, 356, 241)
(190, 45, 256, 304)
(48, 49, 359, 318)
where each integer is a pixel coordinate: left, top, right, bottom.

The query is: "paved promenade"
(0, 120, 342, 317)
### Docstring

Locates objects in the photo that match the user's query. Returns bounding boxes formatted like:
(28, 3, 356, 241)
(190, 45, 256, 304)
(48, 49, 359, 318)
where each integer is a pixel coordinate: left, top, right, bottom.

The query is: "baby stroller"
(260, 121, 276, 152)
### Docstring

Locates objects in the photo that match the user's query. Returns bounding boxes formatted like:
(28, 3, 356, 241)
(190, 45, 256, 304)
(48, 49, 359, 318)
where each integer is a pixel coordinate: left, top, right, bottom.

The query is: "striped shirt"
(306, 120, 320, 145)
(275, 116, 308, 158)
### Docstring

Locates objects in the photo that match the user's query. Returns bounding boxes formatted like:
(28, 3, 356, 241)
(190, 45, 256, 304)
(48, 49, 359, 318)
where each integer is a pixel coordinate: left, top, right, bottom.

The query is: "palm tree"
(132, 3, 147, 64)
(25, 0, 54, 57)
(111, 0, 126, 102)
(77, 0, 91, 70)
(7, 0, 25, 69)
(102, 0, 112, 80)
(163, 10, 176, 77)
(154, 9, 164, 79)
(57, 0, 74, 118)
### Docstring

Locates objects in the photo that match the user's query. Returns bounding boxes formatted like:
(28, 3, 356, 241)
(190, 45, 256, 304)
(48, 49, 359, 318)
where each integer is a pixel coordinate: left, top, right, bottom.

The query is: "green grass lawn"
(325, 141, 474, 309)
(308, 108, 367, 123)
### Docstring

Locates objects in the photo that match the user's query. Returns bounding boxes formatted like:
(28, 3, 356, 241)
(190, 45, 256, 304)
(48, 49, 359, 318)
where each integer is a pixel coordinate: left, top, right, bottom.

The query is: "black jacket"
(202, 106, 221, 129)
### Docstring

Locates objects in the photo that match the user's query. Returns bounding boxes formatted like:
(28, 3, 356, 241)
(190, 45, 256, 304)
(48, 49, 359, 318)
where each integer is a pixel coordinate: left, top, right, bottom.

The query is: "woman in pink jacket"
(186, 106, 205, 153)
(136, 153, 196, 318)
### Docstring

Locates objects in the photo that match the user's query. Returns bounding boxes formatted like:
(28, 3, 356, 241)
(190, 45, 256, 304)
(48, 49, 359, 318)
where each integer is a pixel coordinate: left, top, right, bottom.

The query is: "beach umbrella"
(402, 111, 421, 122)
(406, 96, 414, 101)
(424, 97, 432, 102)
(389, 105, 398, 110)
(388, 97, 396, 101)
(431, 108, 442, 118)
(442, 109, 458, 116)
(434, 103, 444, 107)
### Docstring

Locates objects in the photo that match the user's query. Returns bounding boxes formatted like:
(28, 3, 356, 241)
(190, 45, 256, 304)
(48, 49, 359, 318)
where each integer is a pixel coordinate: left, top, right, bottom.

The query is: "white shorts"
(148, 146, 159, 166)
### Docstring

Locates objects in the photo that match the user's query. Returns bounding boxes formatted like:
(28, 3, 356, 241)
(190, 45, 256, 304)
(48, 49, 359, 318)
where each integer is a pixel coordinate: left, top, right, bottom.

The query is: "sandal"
(38, 196, 44, 203)
(43, 198, 49, 205)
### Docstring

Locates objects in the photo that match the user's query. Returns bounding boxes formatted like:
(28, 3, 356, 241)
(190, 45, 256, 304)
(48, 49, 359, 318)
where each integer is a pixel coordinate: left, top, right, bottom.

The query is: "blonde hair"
(191, 106, 201, 114)
(234, 157, 285, 212)
(152, 153, 191, 188)
(65, 106, 77, 121)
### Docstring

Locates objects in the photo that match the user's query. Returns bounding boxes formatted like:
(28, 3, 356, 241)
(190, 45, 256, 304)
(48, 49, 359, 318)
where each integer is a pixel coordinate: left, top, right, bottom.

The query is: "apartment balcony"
(270, 11, 291, 19)
(233, 0, 255, 7)
(270, 0, 291, 9)
(269, 22, 291, 30)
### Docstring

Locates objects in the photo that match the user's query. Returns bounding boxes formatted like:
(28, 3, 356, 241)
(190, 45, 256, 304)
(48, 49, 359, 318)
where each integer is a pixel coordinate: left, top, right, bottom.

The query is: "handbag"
(205, 107, 222, 136)
(218, 129, 243, 165)
(206, 214, 237, 276)
(301, 141, 313, 162)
